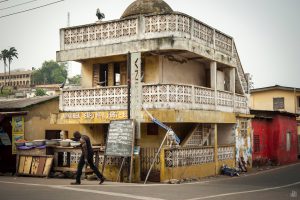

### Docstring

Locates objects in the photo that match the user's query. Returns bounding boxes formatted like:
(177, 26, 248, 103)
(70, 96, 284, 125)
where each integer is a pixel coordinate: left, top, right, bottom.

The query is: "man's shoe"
(70, 182, 81, 185)
(99, 177, 106, 185)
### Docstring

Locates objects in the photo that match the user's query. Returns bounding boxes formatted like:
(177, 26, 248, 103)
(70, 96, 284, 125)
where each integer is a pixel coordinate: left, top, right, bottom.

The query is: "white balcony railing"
(60, 13, 248, 96)
(60, 84, 248, 114)
(61, 13, 233, 56)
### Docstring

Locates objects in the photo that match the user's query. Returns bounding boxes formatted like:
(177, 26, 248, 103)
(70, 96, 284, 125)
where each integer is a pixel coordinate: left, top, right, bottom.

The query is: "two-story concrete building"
(251, 85, 300, 161)
(52, 0, 251, 182)
(0, 70, 33, 88)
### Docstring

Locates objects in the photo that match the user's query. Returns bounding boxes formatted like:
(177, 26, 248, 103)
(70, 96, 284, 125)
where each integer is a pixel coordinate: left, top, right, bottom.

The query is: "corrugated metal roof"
(0, 95, 58, 110)
(251, 85, 300, 93)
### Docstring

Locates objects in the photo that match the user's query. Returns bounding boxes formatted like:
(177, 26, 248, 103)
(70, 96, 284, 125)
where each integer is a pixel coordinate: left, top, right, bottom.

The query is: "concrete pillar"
(230, 68, 235, 93)
(231, 68, 236, 111)
(210, 61, 217, 108)
(210, 61, 217, 89)
(81, 61, 93, 88)
(213, 124, 218, 175)
(107, 63, 114, 86)
(120, 62, 127, 85)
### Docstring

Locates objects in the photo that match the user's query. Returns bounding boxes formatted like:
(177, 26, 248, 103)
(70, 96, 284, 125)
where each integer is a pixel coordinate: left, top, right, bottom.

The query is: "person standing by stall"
(71, 131, 105, 185)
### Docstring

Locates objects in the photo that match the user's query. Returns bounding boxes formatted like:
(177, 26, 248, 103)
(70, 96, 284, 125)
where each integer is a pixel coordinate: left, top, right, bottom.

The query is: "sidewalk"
(0, 161, 299, 186)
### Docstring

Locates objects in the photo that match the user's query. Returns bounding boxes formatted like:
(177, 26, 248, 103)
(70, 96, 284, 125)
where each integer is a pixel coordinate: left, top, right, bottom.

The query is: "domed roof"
(121, 0, 173, 19)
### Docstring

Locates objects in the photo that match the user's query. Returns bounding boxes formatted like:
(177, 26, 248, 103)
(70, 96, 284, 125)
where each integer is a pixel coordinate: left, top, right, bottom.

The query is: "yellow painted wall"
(144, 56, 159, 83)
(251, 89, 300, 113)
(81, 60, 93, 88)
(77, 124, 106, 145)
(24, 98, 80, 141)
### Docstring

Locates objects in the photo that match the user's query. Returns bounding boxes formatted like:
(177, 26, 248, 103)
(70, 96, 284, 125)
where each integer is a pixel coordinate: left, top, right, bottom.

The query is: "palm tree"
(1, 49, 8, 86)
(7, 47, 18, 86)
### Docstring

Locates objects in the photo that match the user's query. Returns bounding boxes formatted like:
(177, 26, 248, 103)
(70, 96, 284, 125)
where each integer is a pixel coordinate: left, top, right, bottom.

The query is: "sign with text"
(105, 120, 134, 157)
(130, 52, 142, 139)
(56, 110, 128, 124)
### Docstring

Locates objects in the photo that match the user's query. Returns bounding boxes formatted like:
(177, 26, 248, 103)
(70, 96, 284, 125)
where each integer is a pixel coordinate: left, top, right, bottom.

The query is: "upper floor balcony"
(59, 84, 248, 114)
(60, 13, 233, 55)
(58, 13, 248, 94)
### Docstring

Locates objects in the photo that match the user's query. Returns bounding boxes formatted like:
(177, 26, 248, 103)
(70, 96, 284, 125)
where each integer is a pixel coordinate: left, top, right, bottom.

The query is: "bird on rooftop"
(96, 8, 105, 21)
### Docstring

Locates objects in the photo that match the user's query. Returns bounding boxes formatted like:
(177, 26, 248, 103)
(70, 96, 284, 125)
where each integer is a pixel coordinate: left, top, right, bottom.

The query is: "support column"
(107, 63, 114, 86)
(230, 68, 236, 111)
(120, 62, 127, 85)
(210, 61, 217, 108)
(213, 124, 218, 175)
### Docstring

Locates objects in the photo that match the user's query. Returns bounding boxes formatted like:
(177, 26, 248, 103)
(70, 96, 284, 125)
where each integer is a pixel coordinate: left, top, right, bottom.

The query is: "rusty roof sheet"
(0, 95, 58, 110)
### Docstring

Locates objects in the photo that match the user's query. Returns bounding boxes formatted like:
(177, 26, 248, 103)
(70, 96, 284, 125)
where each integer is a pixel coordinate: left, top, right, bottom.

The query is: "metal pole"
(144, 131, 169, 184)
(127, 52, 131, 119)
(116, 157, 125, 182)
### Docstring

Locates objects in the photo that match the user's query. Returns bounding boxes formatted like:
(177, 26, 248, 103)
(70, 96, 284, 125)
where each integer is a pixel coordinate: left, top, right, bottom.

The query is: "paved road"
(1, 163, 300, 200)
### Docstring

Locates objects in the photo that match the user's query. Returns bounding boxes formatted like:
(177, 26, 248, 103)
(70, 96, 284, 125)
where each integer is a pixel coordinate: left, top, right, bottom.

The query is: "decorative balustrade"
(60, 84, 248, 113)
(215, 31, 232, 55)
(165, 147, 214, 167)
(63, 18, 138, 50)
(235, 94, 248, 113)
(217, 90, 234, 108)
(218, 146, 235, 161)
(61, 13, 233, 56)
(142, 84, 192, 106)
(60, 86, 128, 111)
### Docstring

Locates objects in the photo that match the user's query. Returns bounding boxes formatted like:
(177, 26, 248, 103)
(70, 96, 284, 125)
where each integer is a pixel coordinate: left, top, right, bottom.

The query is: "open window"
(99, 64, 108, 86)
(114, 63, 120, 86)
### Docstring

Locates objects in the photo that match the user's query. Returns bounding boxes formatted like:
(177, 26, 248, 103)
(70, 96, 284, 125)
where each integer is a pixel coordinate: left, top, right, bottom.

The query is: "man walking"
(71, 131, 105, 185)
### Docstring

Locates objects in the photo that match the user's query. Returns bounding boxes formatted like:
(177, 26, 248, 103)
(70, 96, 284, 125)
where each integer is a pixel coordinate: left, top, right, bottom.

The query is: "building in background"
(251, 85, 300, 157)
(0, 96, 80, 173)
(52, 0, 252, 182)
(0, 70, 33, 88)
(251, 110, 298, 166)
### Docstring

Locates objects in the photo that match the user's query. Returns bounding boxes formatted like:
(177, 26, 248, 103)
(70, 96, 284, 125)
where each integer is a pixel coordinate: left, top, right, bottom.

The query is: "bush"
(35, 88, 46, 96)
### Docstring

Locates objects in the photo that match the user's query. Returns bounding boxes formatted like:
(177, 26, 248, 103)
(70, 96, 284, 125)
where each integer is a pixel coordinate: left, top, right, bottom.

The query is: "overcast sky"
(0, 0, 299, 88)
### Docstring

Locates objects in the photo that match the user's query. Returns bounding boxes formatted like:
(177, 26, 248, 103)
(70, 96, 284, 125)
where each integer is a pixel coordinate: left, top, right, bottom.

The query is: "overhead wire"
(0, 0, 64, 19)
(0, 0, 40, 11)
(0, 0, 9, 3)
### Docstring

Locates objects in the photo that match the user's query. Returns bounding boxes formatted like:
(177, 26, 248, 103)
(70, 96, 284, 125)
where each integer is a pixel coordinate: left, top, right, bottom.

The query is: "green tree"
(6, 47, 18, 85)
(32, 60, 68, 85)
(35, 88, 46, 96)
(68, 75, 81, 85)
(0, 49, 8, 86)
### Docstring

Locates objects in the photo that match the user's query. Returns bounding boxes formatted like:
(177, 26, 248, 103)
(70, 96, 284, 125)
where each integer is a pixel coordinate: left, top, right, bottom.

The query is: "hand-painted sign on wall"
(12, 116, 25, 154)
(57, 111, 128, 124)
(12, 116, 24, 134)
(130, 52, 142, 139)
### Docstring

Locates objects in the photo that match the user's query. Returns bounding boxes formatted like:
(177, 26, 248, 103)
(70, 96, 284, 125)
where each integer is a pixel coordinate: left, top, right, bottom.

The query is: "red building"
(251, 110, 298, 166)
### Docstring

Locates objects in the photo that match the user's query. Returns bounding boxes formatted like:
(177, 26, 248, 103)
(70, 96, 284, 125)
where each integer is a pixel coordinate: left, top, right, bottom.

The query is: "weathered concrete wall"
(144, 56, 159, 83)
(24, 98, 80, 141)
(81, 60, 93, 88)
(161, 56, 206, 86)
(218, 124, 235, 145)
(217, 70, 225, 91)
(235, 118, 252, 167)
